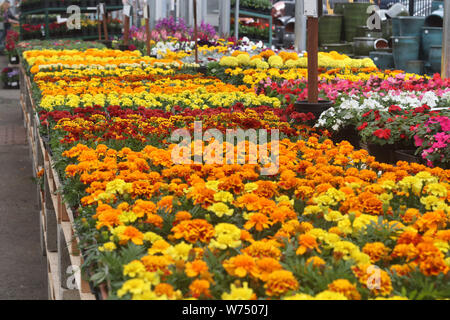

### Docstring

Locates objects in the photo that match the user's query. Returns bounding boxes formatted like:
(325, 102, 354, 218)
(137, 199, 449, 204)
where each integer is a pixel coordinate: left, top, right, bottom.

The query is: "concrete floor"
(0, 56, 47, 299)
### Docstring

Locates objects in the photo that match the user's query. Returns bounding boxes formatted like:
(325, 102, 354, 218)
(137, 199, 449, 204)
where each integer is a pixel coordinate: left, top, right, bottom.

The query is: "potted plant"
(356, 105, 433, 164)
(413, 115, 450, 168)
(1, 67, 19, 89)
(5, 30, 19, 64)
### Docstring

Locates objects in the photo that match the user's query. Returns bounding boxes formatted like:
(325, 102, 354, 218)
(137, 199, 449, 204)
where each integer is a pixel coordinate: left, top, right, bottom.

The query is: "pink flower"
(414, 135, 423, 147)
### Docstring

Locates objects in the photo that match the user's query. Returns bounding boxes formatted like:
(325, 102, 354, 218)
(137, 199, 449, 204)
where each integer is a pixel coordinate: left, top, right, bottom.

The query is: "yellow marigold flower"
(283, 293, 314, 300)
(314, 290, 348, 300)
(123, 260, 146, 278)
(374, 296, 408, 300)
(328, 279, 361, 300)
(208, 202, 234, 218)
(303, 205, 323, 215)
(324, 210, 343, 222)
(209, 223, 242, 250)
(222, 282, 256, 300)
(165, 241, 193, 261)
(117, 279, 149, 298)
(244, 182, 258, 193)
(214, 191, 234, 203)
(99, 241, 117, 252)
(143, 232, 163, 243)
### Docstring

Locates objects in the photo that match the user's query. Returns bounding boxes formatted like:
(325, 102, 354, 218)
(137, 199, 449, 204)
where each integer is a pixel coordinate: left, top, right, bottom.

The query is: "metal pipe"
(443, 0, 450, 78)
(234, 0, 240, 41)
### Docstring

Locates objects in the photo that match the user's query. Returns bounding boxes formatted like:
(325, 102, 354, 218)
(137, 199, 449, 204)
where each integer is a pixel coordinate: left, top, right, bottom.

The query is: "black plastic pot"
(99, 40, 113, 48)
(330, 125, 361, 148)
(294, 100, 333, 125)
(366, 143, 396, 164)
(197, 66, 208, 75)
(394, 149, 422, 164)
(9, 55, 19, 64)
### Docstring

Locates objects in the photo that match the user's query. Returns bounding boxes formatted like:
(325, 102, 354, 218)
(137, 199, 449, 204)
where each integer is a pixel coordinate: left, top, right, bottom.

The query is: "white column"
(295, 0, 307, 52)
(442, 0, 450, 78)
(219, 0, 230, 37)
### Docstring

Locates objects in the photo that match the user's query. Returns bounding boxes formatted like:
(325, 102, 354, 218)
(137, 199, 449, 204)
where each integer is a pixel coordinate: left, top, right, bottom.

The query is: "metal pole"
(219, 0, 231, 38)
(295, 0, 307, 52)
(145, 4, 150, 56)
(409, 0, 415, 16)
(307, 16, 319, 103)
(234, 0, 239, 41)
(443, 0, 450, 78)
(193, 0, 198, 63)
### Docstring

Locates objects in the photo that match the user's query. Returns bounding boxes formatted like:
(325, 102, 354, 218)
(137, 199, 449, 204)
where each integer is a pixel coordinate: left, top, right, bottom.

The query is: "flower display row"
(22, 47, 450, 300)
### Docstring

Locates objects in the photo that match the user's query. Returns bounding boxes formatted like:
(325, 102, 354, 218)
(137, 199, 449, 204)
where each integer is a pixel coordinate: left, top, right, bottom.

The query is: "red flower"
(388, 105, 402, 113)
(373, 129, 391, 140)
(357, 122, 368, 131)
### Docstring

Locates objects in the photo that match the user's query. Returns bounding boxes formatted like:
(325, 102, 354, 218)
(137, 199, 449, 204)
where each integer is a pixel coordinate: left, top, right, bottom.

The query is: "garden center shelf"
(231, 8, 273, 47)
(19, 63, 99, 300)
(19, 5, 123, 41)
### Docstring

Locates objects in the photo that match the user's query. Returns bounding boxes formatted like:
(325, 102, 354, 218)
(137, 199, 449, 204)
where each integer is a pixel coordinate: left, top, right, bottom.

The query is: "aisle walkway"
(0, 56, 47, 299)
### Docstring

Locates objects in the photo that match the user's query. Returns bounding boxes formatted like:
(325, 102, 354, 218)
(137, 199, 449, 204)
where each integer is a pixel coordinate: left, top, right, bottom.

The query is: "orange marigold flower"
(244, 213, 271, 232)
(397, 230, 422, 245)
(264, 270, 299, 297)
(400, 208, 421, 224)
(185, 260, 209, 278)
(255, 257, 283, 282)
(119, 226, 144, 245)
(295, 186, 314, 200)
(223, 254, 258, 278)
(390, 264, 413, 276)
(133, 200, 157, 218)
(218, 174, 245, 194)
(157, 196, 175, 213)
(171, 219, 215, 244)
(174, 211, 192, 224)
(352, 264, 392, 296)
(189, 279, 211, 299)
(328, 279, 361, 300)
(241, 240, 281, 259)
(358, 192, 383, 215)
(240, 229, 255, 243)
(362, 242, 391, 263)
(141, 255, 171, 273)
(186, 184, 215, 208)
(154, 283, 176, 299)
(391, 243, 418, 261)
(296, 234, 320, 255)
(414, 210, 447, 234)
(255, 180, 278, 198)
(306, 256, 326, 268)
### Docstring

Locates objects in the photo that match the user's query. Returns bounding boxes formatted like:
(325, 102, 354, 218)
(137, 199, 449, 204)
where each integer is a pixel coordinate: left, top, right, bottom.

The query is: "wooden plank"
(47, 251, 61, 300)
